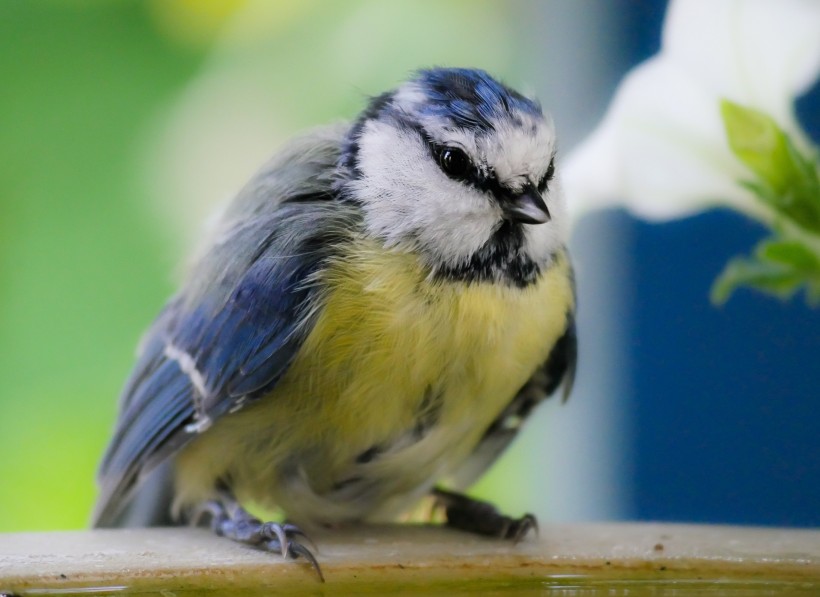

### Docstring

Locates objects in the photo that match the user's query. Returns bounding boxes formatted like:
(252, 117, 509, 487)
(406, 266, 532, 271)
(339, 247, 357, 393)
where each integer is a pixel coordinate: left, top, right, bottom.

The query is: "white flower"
(563, 0, 820, 222)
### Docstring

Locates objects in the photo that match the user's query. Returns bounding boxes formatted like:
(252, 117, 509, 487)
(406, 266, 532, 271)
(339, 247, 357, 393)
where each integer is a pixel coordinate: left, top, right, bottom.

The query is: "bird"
(92, 67, 577, 579)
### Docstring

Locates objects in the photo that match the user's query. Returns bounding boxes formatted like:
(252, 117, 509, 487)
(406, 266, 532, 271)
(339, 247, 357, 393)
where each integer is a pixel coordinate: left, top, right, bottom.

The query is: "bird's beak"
(503, 186, 551, 224)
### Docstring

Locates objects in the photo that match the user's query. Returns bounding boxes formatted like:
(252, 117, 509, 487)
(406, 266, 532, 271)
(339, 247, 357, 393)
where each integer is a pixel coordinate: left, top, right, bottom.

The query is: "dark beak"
(503, 186, 551, 224)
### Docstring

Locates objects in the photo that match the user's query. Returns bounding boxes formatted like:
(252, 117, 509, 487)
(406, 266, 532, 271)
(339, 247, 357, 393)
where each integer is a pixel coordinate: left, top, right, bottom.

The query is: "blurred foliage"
(142, 0, 524, 249)
(0, 0, 538, 532)
(147, 0, 251, 47)
(713, 101, 820, 305)
(0, 1, 205, 531)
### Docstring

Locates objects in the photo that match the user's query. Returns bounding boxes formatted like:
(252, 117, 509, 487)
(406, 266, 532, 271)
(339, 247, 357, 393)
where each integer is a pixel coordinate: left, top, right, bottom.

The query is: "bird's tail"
(92, 461, 176, 528)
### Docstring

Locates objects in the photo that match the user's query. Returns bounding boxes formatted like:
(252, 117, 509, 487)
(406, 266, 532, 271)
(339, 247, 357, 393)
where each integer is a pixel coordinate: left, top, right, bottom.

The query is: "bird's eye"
(537, 157, 556, 193)
(438, 147, 472, 179)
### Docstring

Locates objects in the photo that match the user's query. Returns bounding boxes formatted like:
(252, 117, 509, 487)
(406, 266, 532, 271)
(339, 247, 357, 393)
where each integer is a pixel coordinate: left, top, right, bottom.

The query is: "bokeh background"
(1, 0, 817, 532)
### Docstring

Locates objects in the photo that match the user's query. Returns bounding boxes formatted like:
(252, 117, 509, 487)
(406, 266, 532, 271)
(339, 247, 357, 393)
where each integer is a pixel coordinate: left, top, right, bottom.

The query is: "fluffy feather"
(93, 68, 577, 535)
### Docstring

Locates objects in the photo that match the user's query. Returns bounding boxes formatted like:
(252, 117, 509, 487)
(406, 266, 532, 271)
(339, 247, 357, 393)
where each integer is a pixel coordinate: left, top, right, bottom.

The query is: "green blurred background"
(0, 0, 571, 532)
(1, 0, 201, 530)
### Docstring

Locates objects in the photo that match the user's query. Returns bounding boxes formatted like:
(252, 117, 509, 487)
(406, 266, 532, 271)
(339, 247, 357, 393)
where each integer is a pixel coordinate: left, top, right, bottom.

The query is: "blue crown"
(410, 67, 542, 132)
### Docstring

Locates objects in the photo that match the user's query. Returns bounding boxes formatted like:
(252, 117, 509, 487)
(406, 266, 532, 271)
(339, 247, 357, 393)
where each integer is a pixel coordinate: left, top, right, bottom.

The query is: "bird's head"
(338, 67, 567, 286)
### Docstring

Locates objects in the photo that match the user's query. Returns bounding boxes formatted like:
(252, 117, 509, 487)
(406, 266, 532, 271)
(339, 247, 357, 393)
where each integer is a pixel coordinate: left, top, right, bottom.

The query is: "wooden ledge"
(1, 523, 819, 594)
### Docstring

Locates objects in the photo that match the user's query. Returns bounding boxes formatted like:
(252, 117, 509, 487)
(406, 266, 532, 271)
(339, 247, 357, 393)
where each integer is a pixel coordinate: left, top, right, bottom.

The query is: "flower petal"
(565, 57, 757, 221)
(564, 0, 820, 222)
(663, 0, 820, 123)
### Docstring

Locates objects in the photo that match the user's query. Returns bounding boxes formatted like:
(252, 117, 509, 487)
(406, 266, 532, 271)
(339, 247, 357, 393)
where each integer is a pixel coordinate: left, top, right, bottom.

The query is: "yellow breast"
(176, 237, 574, 524)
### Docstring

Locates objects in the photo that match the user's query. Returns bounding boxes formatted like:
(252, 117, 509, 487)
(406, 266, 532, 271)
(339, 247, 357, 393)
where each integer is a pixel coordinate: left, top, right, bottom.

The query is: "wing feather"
(93, 125, 357, 526)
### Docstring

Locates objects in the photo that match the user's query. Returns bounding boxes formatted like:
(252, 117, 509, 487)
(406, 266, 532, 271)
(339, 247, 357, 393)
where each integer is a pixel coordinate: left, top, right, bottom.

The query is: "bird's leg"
(432, 487, 538, 543)
(190, 492, 323, 581)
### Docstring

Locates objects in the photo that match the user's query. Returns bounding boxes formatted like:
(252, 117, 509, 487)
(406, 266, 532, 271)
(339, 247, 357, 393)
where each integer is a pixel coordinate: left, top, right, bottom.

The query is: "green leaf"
(721, 100, 793, 193)
(711, 256, 803, 305)
(783, 139, 820, 230)
(808, 281, 820, 306)
(755, 239, 820, 272)
(713, 234, 820, 306)
(721, 100, 820, 233)
(738, 179, 776, 203)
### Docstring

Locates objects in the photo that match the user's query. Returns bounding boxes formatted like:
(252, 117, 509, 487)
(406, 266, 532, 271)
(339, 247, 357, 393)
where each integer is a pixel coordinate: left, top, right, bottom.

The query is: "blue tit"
(93, 67, 577, 577)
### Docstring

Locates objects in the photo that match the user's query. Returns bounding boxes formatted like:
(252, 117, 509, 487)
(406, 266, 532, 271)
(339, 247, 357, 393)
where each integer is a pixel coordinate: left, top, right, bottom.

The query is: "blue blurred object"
(627, 210, 820, 526)
(613, 0, 820, 527)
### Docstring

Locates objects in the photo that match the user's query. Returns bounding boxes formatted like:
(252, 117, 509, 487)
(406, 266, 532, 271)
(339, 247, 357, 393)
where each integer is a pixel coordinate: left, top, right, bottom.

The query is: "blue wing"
(94, 201, 357, 526)
(93, 126, 358, 526)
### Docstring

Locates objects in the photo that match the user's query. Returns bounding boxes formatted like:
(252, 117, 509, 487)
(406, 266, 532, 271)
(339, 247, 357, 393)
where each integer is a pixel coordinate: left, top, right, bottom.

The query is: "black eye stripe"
(409, 123, 493, 191)
(401, 119, 547, 200)
(537, 157, 555, 193)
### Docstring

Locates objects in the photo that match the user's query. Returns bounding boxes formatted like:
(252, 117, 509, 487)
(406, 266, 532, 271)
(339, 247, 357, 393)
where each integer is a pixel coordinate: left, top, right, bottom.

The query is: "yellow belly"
(176, 238, 574, 525)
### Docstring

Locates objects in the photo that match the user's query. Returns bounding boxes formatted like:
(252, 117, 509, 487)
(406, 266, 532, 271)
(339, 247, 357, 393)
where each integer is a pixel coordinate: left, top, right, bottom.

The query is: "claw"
(432, 487, 539, 542)
(260, 522, 290, 558)
(509, 512, 538, 543)
(190, 495, 324, 581)
(288, 540, 325, 582)
(282, 523, 319, 553)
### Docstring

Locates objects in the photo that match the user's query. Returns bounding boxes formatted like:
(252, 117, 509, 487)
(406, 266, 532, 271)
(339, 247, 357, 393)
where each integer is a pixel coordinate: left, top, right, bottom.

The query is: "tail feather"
(92, 461, 176, 528)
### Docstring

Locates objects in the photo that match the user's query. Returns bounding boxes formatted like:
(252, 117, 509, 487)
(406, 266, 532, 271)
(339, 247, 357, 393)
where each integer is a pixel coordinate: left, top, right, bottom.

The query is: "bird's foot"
(192, 495, 323, 581)
(432, 487, 538, 543)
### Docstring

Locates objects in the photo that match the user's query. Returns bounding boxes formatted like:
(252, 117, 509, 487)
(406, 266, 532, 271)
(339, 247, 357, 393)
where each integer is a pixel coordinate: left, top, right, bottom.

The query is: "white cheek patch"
(348, 112, 569, 272)
(349, 119, 501, 267)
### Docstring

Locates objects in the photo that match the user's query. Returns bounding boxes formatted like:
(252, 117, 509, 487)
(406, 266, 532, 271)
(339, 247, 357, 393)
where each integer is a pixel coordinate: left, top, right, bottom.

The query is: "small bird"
(93, 67, 577, 577)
